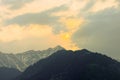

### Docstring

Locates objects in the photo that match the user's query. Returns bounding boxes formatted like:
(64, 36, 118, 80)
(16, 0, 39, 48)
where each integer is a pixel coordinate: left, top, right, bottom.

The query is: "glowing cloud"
(57, 17, 84, 50)
(0, 24, 53, 42)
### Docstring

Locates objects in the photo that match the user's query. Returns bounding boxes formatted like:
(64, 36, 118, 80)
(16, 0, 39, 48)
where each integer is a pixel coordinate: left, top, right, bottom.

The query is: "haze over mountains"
(0, 45, 64, 71)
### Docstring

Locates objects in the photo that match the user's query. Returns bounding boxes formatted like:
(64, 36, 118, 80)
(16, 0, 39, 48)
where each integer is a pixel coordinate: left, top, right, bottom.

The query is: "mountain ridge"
(16, 49, 120, 80)
(0, 45, 65, 71)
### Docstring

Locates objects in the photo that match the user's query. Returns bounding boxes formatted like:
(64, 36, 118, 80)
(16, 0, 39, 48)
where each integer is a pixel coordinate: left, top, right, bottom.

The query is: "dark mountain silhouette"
(16, 49, 120, 80)
(0, 67, 21, 80)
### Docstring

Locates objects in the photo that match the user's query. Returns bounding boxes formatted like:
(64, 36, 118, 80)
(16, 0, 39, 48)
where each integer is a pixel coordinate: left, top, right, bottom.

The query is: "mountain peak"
(24, 50, 36, 53)
(74, 49, 91, 55)
(53, 45, 65, 51)
(80, 49, 89, 52)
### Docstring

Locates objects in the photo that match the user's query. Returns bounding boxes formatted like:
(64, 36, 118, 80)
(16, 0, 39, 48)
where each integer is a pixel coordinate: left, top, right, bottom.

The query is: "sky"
(0, 0, 120, 59)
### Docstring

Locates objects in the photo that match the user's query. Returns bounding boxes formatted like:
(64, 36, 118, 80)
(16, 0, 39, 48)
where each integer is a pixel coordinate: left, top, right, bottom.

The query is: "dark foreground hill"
(16, 49, 120, 80)
(0, 67, 21, 80)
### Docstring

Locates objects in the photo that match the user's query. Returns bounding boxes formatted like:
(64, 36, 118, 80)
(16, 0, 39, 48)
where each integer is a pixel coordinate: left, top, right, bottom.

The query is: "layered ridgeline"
(16, 49, 120, 80)
(0, 46, 64, 71)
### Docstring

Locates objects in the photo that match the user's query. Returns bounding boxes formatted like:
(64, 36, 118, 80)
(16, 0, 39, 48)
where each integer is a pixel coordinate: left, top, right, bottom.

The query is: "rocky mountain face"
(0, 46, 64, 71)
(16, 49, 120, 80)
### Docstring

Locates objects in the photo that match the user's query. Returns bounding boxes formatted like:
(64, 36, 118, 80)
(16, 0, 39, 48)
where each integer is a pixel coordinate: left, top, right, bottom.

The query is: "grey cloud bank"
(2, 0, 34, 9)
(73, 8, 120, 59)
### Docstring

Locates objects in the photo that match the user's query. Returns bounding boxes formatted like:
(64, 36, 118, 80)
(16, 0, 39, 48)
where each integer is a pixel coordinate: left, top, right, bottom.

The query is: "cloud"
(73, 8, 120, 59)
(89, 0, 119, 12)
(0, 24, 53, 42)
(0, 0, 120, 59)
(4, 5, 68, 34)
(57, 17, 84, 50)
(0, 15, 84, 53)
(0, 0, 70, 23)
(51, 0, 89, 17)
(0, 23, 80, 53)
(1, 0, 34, 9)
(0, 24, 60, 53)
(5, 11, 58, 26)
(0, 0, 85, 53)
(5, 5, 68, 26)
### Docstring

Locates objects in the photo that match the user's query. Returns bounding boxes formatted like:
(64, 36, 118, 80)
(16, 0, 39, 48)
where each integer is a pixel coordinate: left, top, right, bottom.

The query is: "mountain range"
(16, 49, 120, 80)
(0, 45, 64, 71)
(0, 46, 120, 80)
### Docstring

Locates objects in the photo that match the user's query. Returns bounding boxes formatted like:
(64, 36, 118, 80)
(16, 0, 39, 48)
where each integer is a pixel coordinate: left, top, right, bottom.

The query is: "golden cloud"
(0, 24, 53, 42)
(56, 17, 84, 50)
